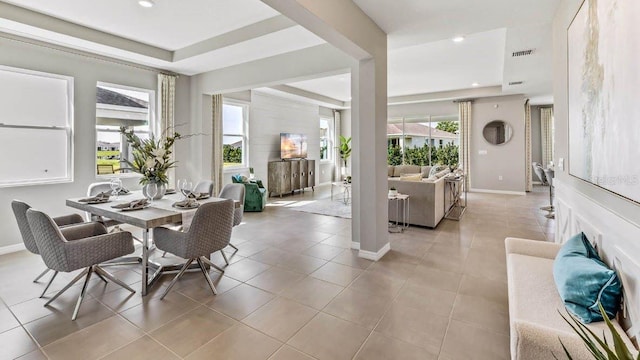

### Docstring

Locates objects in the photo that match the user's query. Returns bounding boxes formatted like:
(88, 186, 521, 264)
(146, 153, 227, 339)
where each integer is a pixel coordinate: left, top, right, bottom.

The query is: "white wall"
(471, 95, 527, 193)
(0, 36, 191, 249)
(249, 92, 321, 188)
(553, 0, 640, 339)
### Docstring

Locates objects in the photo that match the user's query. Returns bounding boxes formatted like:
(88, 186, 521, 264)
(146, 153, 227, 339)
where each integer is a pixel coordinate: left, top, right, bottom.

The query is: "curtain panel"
(541, 107, 554, 167)
(211, 94, 224, 196)
(333, 110, 341, 181)
(458, 101, 472, 190)
(525, 99, 533, 192)
(157, 73, 177, 188)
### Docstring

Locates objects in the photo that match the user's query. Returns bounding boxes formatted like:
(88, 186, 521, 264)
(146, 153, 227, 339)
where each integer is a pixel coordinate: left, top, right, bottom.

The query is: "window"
(387, 116, 460, 167)
(223, 101, 248, 168)
(95, 82, 154, 177)
(320, 118, 332, 161)
(0, 66, 73, 186)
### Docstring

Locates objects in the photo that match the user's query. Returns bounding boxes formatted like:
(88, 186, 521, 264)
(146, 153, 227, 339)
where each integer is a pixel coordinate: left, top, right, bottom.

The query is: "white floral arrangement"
(120, 127, 181, 185)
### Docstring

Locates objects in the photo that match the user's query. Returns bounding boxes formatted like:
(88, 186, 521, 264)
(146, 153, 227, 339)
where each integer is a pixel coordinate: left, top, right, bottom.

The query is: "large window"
(95, 82, 154, 176)
(320, 117, 332, 161)
(387, 115, 460, 168)
(223, 101, 248, 168)
(0, 66, 73, 186)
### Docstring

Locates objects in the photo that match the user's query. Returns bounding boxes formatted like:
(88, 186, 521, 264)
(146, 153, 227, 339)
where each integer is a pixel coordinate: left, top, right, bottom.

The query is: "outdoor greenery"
(388, 143, 459, 169)
(436, 121, 459, 134)
(120, 126, 181, 185)
(223, 144, 242, 166)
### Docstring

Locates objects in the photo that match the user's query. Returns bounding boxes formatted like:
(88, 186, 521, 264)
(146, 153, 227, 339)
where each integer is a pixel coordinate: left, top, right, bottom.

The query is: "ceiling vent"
(509, 81, 524, 86)
(512, 49, 535, 57)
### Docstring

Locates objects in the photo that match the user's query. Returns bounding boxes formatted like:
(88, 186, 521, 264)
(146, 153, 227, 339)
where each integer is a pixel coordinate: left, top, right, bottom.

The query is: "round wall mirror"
(482, 120, 513, 145)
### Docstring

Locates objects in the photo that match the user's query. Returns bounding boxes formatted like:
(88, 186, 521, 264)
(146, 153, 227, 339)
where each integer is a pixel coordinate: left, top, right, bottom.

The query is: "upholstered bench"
(505, 237, 636, 360)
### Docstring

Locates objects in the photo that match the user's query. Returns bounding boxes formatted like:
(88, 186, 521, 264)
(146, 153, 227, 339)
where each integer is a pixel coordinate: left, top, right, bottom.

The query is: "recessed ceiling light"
(138, 0, 155, 8)
(472, 82, 480, 87)
(452, 36, 465, 43)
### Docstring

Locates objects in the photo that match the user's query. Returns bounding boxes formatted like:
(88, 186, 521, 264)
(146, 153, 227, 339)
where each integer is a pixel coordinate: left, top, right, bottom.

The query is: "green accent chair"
(231, 175, 267, 212)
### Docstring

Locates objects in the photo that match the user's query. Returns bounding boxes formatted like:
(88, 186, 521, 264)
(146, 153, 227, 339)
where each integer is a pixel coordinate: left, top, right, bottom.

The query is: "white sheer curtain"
(157, 73, 177, 188)
(525, 100, 533, 192)
(211, 94, 224, 195)
(459, 101, 472, 190)
(541, 107, 554, 167)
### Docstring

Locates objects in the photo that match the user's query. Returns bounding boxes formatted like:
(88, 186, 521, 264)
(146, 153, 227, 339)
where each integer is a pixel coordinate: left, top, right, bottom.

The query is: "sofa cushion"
(399, 173, 422, 182)
(393, 165, 421, 177)
(388, 166, 395, 177)
(435, 169, 450, 179)
(421, 166, 432, 178)
(553, 232, 622, 323)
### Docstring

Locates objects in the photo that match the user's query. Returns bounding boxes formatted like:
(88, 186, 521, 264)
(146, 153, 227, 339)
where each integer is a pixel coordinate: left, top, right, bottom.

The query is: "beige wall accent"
(459, 101, 472, 190)
(525, 99, 533, 191)
(158, 73, 177, 188)
(211, 94, 223, 195)
(541, 107, 554, 167)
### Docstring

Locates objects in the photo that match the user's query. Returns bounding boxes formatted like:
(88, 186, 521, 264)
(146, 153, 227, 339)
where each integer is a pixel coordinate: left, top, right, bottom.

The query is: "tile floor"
(0, 184, 555, 360)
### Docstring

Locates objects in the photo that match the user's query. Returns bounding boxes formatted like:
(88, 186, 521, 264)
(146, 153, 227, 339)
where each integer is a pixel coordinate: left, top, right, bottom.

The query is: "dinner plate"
(120, 204, 150, 211)
(172, 202, 200, 209)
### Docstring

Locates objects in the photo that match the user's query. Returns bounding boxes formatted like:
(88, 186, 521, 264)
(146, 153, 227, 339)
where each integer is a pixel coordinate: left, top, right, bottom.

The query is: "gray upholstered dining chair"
(11, 200, 87, 297)
(543, 168, 555, 219)
(218, 184, 245, 264)
(26, 208, 136, 320)
(532, 162, 547, 185)
(193, 180, 214, 196)
(153, 200, 234, 300)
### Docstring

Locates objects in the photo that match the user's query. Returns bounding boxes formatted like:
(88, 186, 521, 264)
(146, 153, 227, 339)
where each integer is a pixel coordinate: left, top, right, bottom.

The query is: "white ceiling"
(0, 0, 559, 103)
(1, 0, 279, 50)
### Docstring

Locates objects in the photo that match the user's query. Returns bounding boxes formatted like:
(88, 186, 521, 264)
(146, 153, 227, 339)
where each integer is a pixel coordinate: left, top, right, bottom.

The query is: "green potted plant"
(339, 135, 352, 178)
(555, 303, 638, 359)
(120, 126, 181, 199)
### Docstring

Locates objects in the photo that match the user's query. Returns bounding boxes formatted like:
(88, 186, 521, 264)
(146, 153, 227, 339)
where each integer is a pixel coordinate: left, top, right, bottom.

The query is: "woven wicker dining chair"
(11, 200, 87, 297)
(217, 184, 244, 265)
(26, 208, 135, 320)
(153, 199, 234, 300)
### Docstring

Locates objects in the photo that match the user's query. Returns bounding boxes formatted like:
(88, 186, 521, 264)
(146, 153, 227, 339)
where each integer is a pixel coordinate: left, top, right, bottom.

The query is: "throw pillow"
(421, 166, 432, 178)
(399, 173, 422, 182)
(553, 232, 622, 323)
(428, 165, 447, 178)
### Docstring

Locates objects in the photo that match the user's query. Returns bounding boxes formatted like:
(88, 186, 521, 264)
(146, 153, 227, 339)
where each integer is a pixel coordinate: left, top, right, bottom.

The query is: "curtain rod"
(0, 32, 180, 77)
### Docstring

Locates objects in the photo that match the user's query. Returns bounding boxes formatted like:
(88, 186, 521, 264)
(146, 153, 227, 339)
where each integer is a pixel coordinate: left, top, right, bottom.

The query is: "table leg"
(142, 229, 149, 296)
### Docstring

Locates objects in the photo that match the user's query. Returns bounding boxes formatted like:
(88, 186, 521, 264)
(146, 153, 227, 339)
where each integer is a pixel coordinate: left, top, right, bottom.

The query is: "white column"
(352, 57, 389, 260)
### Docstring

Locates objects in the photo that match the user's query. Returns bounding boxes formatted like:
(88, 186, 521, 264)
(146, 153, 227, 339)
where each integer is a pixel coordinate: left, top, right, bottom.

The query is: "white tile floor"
(0, 184, 555, 359)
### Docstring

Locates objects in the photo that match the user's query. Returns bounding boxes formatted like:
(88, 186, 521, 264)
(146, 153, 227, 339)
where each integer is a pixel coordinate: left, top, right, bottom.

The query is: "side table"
(331, 181, 351, 205)
(444, 175, 467, 220)
(388, 193, 410, 233)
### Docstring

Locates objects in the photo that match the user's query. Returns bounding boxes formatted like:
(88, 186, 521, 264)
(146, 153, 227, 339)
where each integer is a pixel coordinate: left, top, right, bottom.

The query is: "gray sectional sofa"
(387, 165, 450, 228)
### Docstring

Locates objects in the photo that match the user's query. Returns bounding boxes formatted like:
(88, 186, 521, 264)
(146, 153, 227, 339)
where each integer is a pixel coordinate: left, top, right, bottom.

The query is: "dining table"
(66, 191, 240, 296)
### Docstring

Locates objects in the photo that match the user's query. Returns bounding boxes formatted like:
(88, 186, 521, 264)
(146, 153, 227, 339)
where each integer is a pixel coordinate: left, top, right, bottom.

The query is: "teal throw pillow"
(553, 232, 621, 323)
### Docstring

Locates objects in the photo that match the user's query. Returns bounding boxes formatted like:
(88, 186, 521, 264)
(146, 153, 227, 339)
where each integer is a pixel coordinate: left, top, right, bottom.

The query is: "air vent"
(512, 49, 534, 57)
(509, 81, 524, 86)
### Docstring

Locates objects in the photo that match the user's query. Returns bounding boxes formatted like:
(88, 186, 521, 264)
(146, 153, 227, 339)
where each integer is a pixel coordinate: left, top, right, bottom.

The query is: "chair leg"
(220, 250, 229, 265)
(33, 268, 50, 283)
(39, 271, 58, 298)
(96, 271, 108, 283)
(229, 244, 239, 252)
(197, 258, 217, 295)
(45, 268, 89, 306)
(72, 267, 94, 321)
(160, 259, 194, 300)
(200, 257, 225, 273)
(94, 266, 135, 293)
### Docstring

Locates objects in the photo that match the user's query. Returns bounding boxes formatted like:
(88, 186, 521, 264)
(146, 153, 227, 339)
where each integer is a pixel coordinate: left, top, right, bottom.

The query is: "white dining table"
(66, 191, 239, 296)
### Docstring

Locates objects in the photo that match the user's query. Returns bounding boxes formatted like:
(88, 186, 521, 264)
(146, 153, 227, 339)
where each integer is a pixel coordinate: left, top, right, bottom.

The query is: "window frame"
(222, 99, 249, 170)
(319, 116, 333, 163)
(95, 81, 155, 180)
(0, 65, 74, 188)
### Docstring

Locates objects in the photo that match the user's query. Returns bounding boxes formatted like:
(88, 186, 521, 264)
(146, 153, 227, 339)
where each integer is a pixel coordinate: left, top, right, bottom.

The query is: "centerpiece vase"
(142, 182, 167, 200)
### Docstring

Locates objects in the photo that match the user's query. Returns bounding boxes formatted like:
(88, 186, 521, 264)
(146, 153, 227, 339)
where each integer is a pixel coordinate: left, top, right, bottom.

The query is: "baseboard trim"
(358, 242, 390, 261)
(470, 188, 526, 196)
(350, 241, 360, 250)
(0, 243, 25, 255)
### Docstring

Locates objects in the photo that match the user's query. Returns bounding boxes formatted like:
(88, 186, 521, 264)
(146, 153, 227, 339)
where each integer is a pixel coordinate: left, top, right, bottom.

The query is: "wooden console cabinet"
(268, 159, 315, 197)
